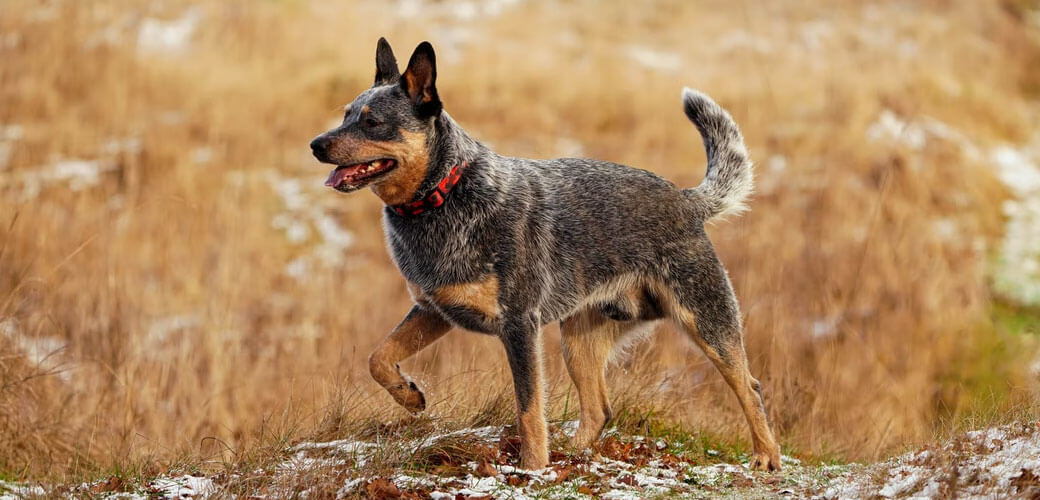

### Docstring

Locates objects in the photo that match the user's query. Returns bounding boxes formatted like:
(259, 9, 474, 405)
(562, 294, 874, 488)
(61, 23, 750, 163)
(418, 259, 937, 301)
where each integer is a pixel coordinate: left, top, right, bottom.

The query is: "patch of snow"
(1, 124, 24, 142)
(191, 147, 213, 164)
(1, 317, 66, 367)
(822, 422, 1040, 499)
(393, 0, 522, 21)
(146, 314, 199, 345)
(555, 137, 585, 157)
(811, 316, 839, 339)
(991, 146, 1040, 196)
(624, 45, 681, 72)
(392, 474, 437, 489)
(272, 213, 310, 244)
(866, 110, 926, 150)
(263, 172, 356, 277)
(271, 176, 307, 211)
(715, 31, 774, 54)
(285, 257, 310, 281)
(990, 141, 1040, 305)
(103, 137, 143, 156)
(335, 477, 365, 499)
(137, 9, 202, 54)
(559, 420, 580, 437)
(314, 214, 355, 252)
(150, 475, 215, 499)
(8, 158, 117, 200)
(0, 480, 46, 500)
(1, 33, 20, 50)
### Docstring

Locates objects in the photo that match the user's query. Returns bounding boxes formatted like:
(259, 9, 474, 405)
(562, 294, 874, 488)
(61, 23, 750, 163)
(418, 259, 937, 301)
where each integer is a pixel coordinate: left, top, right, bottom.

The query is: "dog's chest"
(407, 276, 501, 333)
(385, 216, 502, 332)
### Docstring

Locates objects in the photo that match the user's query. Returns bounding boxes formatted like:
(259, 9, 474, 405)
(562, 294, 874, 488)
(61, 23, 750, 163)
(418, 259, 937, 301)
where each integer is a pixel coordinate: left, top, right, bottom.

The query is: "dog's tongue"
(325, 167, 352, 188)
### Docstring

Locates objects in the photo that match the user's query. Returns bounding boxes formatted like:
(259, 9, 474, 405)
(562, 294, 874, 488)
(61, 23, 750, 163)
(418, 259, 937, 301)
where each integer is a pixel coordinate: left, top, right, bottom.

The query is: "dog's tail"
(681, 87, 753, 220)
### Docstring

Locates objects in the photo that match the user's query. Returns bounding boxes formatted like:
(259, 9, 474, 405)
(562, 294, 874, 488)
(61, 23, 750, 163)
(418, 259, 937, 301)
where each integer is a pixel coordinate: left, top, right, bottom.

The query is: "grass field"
(2, 0, 1040, 489)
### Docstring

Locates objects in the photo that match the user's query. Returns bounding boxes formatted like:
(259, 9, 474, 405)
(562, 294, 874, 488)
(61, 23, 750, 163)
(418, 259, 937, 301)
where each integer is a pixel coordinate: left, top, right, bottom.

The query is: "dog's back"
(396, 88, 754, 324)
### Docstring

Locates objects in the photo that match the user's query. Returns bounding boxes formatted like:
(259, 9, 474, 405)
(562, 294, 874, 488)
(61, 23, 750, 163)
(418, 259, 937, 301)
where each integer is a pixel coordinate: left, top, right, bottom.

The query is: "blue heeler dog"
(310, 38, 781, 471)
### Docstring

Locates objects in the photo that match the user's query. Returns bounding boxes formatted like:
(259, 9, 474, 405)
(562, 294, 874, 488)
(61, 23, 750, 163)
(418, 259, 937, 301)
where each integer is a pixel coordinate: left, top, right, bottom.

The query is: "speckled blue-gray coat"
(310, 38, 781, 471)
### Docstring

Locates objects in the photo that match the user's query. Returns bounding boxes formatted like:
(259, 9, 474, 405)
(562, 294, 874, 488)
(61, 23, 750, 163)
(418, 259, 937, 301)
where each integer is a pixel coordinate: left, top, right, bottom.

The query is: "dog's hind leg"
(668, 253, 782, 472)
(560, 309, 641, 449)
(369, 305, 452, 414)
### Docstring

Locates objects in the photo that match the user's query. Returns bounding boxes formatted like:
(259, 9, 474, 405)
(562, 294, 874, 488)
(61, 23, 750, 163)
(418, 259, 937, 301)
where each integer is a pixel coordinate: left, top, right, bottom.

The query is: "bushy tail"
(681, 87, 753, 220)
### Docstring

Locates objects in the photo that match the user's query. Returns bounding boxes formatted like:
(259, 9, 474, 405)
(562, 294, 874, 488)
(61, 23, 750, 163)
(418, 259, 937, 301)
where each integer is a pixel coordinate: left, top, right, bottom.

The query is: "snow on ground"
(820, 422, 1040, 499)
(3, 422, 1040, 498)
(137, 8, 202, 55)
(263, 170, 356, 279)
(0, 482, 44, 500)
(865, 110, 1040, 306)
(990, 138, 1040, 305)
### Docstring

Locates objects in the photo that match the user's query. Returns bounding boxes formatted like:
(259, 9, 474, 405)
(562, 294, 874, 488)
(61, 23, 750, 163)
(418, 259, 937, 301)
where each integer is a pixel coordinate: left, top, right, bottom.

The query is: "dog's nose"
(310, 136, 330, 161)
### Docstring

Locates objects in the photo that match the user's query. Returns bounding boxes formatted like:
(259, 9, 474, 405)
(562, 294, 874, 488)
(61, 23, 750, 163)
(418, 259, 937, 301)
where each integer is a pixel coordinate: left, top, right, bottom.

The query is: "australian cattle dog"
(310, 38, 781, 471)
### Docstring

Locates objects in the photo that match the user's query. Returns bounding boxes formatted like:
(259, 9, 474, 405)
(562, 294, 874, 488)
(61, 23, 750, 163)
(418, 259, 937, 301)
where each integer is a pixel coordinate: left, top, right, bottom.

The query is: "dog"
(310, 38, 781, 472)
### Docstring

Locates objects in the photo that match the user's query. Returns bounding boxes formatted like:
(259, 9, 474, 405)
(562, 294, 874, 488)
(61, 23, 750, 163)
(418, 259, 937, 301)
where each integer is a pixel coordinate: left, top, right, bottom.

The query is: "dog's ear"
(374, 37, 400, 86)
(399, 41, 441, 118)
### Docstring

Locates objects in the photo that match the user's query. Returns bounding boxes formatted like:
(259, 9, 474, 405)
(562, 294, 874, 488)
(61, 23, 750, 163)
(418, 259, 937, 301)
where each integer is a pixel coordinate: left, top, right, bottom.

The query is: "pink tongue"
(325, 167, 353, 187)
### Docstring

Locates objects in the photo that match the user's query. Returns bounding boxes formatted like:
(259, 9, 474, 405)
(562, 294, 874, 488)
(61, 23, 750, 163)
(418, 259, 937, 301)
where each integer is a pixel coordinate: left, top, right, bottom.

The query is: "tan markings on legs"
(432, 275, 500, 319)
(517, 326, 549, 470)
(561, 309, 627, 449)
(673, 306, 781, 472)
(369, 306, 452, 413)
(518, 391, 548, 469)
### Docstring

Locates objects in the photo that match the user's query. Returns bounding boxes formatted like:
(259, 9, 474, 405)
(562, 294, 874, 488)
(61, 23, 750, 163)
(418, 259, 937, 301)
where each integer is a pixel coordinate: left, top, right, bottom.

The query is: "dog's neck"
(400, 111, 486, 206)
(426, 111, 483, 184)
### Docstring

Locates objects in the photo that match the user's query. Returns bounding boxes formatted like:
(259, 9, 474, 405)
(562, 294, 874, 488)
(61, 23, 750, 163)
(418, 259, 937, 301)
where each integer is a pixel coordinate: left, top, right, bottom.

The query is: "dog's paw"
(390, 379, 426, 414)
(570, 427, 601, 451)
(749, 450, 781, 472)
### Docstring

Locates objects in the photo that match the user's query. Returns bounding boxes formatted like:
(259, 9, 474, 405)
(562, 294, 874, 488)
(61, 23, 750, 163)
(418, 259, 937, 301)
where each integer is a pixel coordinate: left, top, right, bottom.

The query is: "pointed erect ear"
(399, 41, 441, 118)
(374, 37, 400, 86)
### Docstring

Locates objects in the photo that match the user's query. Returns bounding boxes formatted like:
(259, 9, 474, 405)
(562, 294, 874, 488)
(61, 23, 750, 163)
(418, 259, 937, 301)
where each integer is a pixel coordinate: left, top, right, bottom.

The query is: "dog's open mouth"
(325, 159, 397, 192)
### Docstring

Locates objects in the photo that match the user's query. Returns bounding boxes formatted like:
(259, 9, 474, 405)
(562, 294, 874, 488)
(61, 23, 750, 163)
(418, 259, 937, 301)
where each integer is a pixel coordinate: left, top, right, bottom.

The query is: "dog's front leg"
(369, 305, 452, 413)
(500, 312, 549, 470)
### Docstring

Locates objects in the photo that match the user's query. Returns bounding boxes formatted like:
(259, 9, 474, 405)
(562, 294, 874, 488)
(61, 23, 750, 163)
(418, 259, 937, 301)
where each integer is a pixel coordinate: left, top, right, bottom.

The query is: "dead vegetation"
(1, 0, 1039, 486)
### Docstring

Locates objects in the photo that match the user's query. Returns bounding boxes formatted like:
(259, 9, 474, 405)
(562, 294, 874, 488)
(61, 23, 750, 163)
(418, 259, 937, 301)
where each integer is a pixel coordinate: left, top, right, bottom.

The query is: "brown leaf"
(366, 478, 401, 499)
(553, 466, 573, 483)
(475, 460, 497, 477)
(577, 485, 596, 495)
(498, 436, 522, 459)
(506, 475, 529, 487)
(1011, 468, 1040, 492)
(91, 477, 125, 493)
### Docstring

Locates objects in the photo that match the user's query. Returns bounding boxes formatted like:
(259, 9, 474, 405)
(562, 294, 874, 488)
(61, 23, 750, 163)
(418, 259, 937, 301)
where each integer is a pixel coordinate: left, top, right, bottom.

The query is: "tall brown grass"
(1, 0, 1039, 479)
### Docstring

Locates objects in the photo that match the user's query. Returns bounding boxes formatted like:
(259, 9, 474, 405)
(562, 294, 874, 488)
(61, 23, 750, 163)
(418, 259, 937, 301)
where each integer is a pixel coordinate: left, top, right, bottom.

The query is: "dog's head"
(310, 38, 442, 204)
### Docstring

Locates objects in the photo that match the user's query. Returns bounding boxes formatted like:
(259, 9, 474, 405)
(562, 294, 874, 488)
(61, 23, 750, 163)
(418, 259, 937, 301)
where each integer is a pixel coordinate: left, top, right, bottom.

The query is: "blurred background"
(2, 0, 1039, 480)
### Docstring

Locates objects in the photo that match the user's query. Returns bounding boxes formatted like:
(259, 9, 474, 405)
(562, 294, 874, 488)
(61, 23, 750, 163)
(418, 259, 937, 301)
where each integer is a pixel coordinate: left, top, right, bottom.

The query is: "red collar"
(390, 162, 467, 217)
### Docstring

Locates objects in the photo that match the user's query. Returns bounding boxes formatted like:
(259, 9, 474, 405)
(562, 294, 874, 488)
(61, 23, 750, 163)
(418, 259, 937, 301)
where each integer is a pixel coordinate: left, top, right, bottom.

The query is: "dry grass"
(1, 0, 1039, 481)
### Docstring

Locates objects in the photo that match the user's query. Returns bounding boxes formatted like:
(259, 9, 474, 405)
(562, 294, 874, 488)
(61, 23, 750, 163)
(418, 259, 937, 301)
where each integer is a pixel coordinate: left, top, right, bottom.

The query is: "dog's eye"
(364, 117, 381, 128)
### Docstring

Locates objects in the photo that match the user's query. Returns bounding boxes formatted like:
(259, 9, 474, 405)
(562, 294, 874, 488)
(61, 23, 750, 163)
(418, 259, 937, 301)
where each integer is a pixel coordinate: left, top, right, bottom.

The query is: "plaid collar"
(390, 162, 467, 217)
